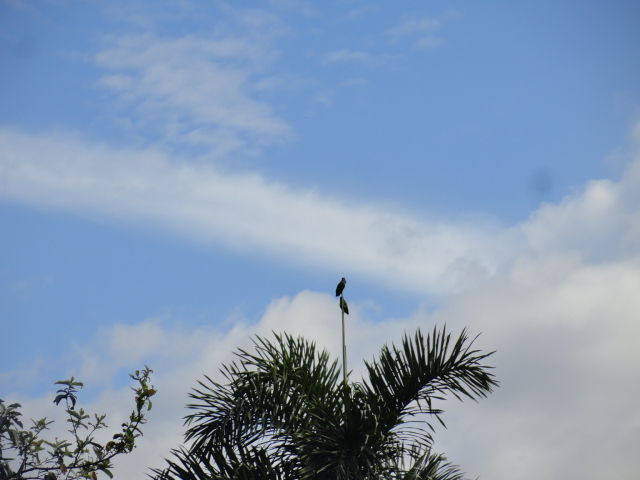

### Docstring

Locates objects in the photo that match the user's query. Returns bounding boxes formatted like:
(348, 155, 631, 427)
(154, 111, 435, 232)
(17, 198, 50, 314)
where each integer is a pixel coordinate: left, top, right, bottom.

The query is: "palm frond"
(363, 326, 498, 432)
(183, 333, 342, 460)
(400, 448, 466, 480)
(150, 445, 297, 480)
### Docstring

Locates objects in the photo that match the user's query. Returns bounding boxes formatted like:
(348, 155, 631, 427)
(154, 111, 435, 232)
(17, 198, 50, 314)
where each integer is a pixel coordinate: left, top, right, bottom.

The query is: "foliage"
(152, 326, 497, 480)
(0, 366, 156, 480)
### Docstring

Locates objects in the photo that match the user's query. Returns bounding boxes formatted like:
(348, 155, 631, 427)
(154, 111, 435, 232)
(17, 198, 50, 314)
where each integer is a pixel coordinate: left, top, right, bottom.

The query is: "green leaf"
(100, 467, 114, 479)
(68, 410, 82, 420)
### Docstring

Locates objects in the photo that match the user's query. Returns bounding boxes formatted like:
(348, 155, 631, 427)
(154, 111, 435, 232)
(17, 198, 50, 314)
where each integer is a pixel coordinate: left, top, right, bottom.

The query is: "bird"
(335, 277, 346, 297)
(340, 296, 349, 315)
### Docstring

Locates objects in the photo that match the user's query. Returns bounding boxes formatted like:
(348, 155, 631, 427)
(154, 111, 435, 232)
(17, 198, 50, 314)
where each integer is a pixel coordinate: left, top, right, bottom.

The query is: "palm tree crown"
(153, 326, 498, 480)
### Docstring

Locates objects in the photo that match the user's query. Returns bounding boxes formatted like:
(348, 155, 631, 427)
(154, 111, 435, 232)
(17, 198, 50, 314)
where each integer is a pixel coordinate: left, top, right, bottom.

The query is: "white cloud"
(323, 48, 371, 63)
(95, 30, 291, 156)
(423, 141, 640, 479)
(430, 255, 640, 479)
(320, 48, 395, 69)
(522, 161, 640, 263)
(387, 17, 440, 37)
(386, 15, 443, 50)
(0, 127, 506, 295)
(331, 6, 380, 23)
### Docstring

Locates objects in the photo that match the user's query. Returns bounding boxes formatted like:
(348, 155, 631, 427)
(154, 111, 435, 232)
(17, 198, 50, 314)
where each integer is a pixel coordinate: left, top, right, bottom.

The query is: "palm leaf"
(363, 326, 498, 435)
(183, 334, 342, 464)
(150, 445, 297, 480)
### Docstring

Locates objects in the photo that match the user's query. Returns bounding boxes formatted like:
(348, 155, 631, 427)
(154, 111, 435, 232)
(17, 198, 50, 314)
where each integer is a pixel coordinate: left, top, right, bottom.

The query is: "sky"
(1, 0, 640, 479)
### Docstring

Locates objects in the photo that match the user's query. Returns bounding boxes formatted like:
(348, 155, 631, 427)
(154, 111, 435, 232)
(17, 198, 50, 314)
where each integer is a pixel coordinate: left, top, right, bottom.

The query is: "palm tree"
(152, 326, 497, 480)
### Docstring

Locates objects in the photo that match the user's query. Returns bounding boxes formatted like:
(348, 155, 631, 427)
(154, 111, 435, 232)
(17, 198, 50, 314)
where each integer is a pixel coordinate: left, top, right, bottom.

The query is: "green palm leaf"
(363, 326, 497, 432)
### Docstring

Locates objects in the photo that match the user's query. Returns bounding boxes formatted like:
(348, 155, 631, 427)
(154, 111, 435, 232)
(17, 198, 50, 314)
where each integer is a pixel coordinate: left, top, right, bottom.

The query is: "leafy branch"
(0, 366, 156, 480)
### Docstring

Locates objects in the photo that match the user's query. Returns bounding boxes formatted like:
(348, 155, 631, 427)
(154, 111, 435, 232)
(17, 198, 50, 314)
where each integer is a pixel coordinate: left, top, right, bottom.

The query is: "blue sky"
(2, 1, 640, 479)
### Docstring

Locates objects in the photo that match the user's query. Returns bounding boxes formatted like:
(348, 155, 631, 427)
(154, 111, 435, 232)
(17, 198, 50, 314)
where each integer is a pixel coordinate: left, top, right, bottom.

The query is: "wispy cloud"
(320, 48, 397, 69)
(320, 12, 449, 70)
(0, 127, 507, 295)
(95, 29, 291, 156)
(3, 117, 640, 297)
(386, 15, 445, 49)
(323, 48, 371, 64)
(2, 0, 35, 12)
(5, 120, 640, 298)
(331, 6, 380, 23)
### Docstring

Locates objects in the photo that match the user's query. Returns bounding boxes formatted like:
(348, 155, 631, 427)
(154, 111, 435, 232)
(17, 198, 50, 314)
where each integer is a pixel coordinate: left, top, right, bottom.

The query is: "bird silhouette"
(340, 296, 349, 315)
(335, 277, 346, 297)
